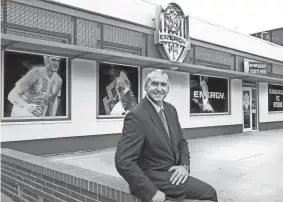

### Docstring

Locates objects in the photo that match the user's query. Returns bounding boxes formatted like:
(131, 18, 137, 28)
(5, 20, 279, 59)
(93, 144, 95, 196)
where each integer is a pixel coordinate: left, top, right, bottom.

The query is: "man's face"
(145, 72, 169, 105)
(46, 56, 60, 72)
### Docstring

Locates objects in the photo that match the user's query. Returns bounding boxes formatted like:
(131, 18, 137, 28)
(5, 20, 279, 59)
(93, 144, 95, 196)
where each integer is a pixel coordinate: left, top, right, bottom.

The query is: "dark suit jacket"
(115, 97, 190, 202)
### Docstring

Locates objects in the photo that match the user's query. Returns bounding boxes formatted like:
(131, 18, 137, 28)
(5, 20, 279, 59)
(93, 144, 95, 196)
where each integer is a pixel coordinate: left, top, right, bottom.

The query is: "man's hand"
(168, 166, 189, 186)
(151, 190, 165, 202)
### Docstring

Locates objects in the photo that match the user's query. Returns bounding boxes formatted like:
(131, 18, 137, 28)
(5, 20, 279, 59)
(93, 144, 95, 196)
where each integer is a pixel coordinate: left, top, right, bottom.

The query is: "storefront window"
(190, 74, 229, 115)
(97, 62, 139, 118)
(268, 84, 283, 112)
(2, 50, 69, 122)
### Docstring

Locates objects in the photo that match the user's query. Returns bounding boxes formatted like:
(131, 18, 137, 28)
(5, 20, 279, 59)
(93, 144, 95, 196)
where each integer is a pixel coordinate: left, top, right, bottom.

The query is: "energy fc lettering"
(154, 3, 191, 63)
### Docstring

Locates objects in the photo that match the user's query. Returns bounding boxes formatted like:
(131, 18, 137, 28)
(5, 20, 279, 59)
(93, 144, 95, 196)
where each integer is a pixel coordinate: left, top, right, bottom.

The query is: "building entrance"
(243, 87, 258, 132)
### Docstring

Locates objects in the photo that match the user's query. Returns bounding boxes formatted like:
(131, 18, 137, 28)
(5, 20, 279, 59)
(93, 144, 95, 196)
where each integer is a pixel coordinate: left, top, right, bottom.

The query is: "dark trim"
(233, 54, 236, 71)
(182, 124, 242, 139)
(259, 121, 283, 131)
(2, 0, 7, 34)
(145, 34, 148, 57)
(191, 38, 283, 65)
(194, 59, 231, 69)
(1, 133, 123, 156)
(192, 44, 196, 64)
(252, 28, 282, 35)
(100, 23, 104, 49)
(1, 124, 242, 156)
(72, 16, 77, 45)
(4, 23, 72, 41)
(39, 0, 155, 31)
(270, 31, 273, 43)
(99, 41, 142, 55)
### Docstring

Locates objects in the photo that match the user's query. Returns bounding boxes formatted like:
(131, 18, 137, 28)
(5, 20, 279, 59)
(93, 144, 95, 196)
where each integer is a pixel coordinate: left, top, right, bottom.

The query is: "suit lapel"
(142, 98, 175, 154)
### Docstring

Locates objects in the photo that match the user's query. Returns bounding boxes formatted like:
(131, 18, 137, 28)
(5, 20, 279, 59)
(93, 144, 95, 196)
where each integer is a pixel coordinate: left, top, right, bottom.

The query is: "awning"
(2, 34, 283, 85)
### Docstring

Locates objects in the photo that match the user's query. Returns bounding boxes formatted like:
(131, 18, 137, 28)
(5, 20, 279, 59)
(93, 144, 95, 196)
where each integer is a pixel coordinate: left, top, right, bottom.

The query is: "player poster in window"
(98, 63, 139, 117)
(2, 50, 68, 121)
(190, 74, 229, 114)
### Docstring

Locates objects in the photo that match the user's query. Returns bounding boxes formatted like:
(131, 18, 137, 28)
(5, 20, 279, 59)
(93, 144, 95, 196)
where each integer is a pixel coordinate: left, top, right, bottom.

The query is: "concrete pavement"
(47, 129, 283, 202)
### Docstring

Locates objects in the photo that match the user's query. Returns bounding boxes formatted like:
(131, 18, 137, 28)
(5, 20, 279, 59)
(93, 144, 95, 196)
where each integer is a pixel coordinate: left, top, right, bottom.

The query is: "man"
(8, 55, 62, 117)
(115, 69, 218, 202)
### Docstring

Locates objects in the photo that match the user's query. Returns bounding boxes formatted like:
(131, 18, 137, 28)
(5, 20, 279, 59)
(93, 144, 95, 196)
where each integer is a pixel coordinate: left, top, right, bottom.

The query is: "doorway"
(243, 87, 258, 132)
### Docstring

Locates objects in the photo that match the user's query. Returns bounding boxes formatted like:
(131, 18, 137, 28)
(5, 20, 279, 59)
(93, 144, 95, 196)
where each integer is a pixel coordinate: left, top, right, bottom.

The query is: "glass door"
(243, 89, 252, 132)
(251, 89, 258, 131)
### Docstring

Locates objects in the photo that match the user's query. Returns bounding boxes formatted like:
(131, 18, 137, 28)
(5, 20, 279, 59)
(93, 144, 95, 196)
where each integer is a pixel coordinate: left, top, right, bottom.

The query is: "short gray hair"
(144, 69, 170, 89)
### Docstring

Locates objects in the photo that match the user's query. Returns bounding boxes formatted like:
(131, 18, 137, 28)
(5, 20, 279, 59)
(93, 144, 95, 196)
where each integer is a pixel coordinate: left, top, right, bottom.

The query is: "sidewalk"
(47, 129, 283, 202)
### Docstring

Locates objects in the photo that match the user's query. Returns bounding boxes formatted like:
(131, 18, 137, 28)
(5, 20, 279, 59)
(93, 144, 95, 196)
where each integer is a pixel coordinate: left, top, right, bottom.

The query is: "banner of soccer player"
(1, 50, 68, 121)
(190, 74, 229, 114)
(98, 62, 139, 118)
(268, 84, 283, 112)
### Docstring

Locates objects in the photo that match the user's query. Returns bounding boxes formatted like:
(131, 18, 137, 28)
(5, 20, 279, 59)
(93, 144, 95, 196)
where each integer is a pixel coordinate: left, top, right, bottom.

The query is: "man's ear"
(144, 84, 148, 91)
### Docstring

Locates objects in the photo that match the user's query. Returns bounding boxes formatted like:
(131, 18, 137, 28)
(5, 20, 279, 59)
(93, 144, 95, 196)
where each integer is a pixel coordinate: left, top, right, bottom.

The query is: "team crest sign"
(154, 3, 191, 63)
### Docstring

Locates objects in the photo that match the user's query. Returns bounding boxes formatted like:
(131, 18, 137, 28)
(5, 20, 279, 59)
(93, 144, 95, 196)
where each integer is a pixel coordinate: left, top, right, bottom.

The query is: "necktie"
(159, 108, 170, 139)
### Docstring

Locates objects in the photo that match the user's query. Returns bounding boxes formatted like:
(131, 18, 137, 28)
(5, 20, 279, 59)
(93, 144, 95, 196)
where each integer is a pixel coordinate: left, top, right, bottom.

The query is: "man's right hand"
(151, 190, 165, 202)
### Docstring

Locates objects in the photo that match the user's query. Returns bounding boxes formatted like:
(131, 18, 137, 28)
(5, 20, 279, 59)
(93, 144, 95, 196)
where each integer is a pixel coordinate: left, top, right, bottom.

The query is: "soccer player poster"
(2, 50, 68, 121)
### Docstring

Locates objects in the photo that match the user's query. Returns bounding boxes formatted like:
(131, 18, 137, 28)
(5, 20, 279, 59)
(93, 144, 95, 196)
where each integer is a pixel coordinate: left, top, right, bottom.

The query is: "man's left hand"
(168, 166, 189, 186)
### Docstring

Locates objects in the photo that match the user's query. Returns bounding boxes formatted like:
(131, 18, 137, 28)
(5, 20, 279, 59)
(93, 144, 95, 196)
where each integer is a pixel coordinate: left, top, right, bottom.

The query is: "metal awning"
(2, 34, 283, 85)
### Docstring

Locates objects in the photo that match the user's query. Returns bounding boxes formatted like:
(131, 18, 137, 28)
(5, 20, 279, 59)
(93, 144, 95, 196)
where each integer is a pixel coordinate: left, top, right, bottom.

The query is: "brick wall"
(1, 149, 213, 202)
(1, 149, 140, 202)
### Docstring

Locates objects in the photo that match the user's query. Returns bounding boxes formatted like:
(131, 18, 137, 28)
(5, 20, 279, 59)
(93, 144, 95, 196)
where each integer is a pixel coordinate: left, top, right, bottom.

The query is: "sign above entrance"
(244, 60, 268, 75)
(154, 3, 191, 63)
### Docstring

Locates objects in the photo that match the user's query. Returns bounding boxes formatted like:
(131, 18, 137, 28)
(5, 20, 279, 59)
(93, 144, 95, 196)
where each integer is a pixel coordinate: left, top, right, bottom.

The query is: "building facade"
(1, 0, 283, 155)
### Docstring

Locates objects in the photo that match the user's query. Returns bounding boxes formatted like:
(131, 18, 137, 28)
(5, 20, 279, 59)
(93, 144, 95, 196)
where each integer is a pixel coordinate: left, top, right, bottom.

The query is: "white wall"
(4, 62, 282, 142)
(1, 62, 244, 142)
(259, 82, 283, 123)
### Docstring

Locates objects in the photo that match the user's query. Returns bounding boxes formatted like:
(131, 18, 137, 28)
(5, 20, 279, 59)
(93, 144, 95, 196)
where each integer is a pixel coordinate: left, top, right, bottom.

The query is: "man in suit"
(115, 69, 218, 202)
